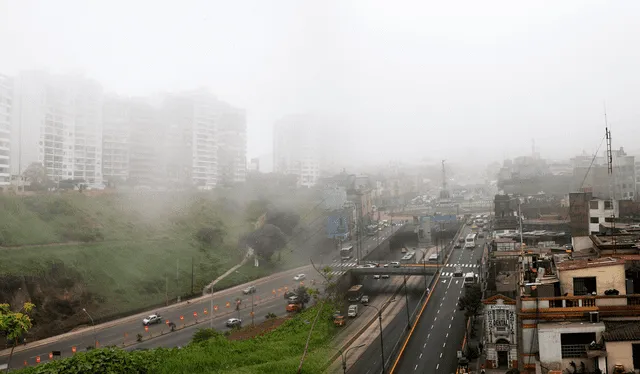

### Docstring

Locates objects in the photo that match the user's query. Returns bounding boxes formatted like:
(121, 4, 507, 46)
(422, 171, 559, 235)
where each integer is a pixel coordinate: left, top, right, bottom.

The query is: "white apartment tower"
(163, 90, 222, 189)
(217, 106, 247, 185)
(273, 115, 321, 188)
(0, 75, 12, 186)
(12, 71, 103, 184)
(102, 97, 130, 182)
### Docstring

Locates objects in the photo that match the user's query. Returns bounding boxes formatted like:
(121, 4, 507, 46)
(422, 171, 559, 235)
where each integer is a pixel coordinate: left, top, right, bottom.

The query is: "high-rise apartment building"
(11, 71, 103, 184)
(0, 75, 12, 187)
(217, 106, 247, 185)
(572, 147, 636, 201)
(102, 97, 130, 182)
(273, 114, 322, 188)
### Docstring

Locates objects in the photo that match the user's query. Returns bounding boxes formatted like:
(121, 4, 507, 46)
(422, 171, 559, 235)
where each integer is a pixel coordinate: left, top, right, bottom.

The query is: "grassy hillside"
(0, 189, 321, 337)
(14, 303, 335, 374)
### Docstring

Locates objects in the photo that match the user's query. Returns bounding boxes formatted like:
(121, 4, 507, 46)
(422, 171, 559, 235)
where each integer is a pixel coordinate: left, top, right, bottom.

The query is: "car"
(383, 263, 389, 268)
(373, 274, 381, 279)
(454, 243, 461, 249)
(458, 237, 465, 243)
(283, 291, 296, 299)
(361, 295, 369, 305)
(348, 305, 358, 318)
(390, 261, 400, 268)
(381, 274, 390, 279)
(142, 314, 162, 326)
(226, 318, 242, 328)
(293, 274, 306, 281)
(288, 295, 299, 304)
(454, 266, 463, 277)
(243, 286, 256, 295)
(364, 264, 376, 268)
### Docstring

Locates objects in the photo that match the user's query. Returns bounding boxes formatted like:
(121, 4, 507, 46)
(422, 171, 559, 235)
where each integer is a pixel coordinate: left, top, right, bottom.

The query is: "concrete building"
(11, 71, 103, 184)
(248, 157, 259, 173)
(273, 114, 321, 188)
(0, 75, 12, 187)
(588, 198, 620, 235)
(573, 148, 636, 201)
(482, 294, 518, 370)
(216, 106, 247, 185)
(102, 97, 130, 182)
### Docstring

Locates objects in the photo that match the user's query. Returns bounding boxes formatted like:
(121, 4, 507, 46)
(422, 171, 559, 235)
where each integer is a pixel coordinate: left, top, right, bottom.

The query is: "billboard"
(432, 214, 457, 223)
(327, 214, 349, 240)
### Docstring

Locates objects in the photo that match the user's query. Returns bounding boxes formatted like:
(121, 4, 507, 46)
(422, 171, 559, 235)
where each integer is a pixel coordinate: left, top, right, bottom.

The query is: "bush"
(192, 328, 220, 344)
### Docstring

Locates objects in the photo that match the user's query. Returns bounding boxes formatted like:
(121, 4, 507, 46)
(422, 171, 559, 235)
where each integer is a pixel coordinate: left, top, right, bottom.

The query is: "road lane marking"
(414, 364, 418, 370)
(427, 333, 430, 339)
(440, 352, 443, 358)
(419, 353, 422, 359)
(431, 324, 434, 329)
(449, 324, 451, 328)
(437, 309, 440, 314)
(446, 333, 449, 338)
(443, 342, 446, 348)
(423, 343, 426, 348)
(436, 364, 440, 370)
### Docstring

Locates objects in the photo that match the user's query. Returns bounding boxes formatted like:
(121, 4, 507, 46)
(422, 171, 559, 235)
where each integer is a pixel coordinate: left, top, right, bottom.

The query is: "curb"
(0, 264, 311, 358)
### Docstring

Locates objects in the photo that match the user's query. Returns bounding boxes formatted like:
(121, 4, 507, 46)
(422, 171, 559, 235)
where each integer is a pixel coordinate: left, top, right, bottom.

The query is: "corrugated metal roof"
(603, 322, 640, 341)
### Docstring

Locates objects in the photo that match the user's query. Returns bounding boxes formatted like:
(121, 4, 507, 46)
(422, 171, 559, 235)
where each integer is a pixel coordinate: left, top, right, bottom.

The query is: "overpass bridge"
(321, 262, 441, 277)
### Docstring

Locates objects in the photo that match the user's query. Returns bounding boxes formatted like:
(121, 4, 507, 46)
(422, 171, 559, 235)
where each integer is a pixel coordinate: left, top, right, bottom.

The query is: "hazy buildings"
(11, 71, 104, 184)
(102, 97, 130, 182)
(0, 75, 11, 187)
(216, 106, 247, 185)
(572, 147, 636, 201)
(273, 114, 322, 188)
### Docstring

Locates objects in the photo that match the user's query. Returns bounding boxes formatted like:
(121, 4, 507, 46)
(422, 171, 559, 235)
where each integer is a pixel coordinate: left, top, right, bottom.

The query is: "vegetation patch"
(14, 304, 336, 374)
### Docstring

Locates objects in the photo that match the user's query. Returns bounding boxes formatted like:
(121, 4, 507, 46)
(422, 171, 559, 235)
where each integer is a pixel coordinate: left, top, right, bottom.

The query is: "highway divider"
(0, 264, 312, 358)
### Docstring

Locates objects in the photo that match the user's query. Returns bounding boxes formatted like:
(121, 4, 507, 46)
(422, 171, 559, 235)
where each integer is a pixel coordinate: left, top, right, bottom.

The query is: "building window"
(589, 201, 599, 209)
(604, 200, 613, 209)
(604, 217, 615, 223)
(573, 276, 597, 296)
(561, 332, 596, 358)
(590, 217, 599, 224)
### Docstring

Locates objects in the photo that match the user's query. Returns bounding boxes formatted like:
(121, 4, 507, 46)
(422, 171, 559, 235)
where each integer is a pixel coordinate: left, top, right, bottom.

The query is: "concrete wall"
(569, 192, 592, 237)
(558, 264, 627, 300)
(538, 322, 605, 371)
(605, 340, 639, 373)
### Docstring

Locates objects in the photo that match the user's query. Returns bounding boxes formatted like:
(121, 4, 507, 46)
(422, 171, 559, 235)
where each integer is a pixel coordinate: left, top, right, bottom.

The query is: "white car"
(293, 274, 306, 281)
(373, 274, 381, 279)
(226, 318, 242, 328)
(348, 305, 358, 317)
(142, 314, 162, 326)
(390, 261, 400, 268)
(364, 264, 376, 268)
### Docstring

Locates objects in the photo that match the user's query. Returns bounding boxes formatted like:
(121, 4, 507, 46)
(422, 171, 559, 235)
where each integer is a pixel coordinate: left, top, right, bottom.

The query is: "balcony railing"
(521, 294, 640, 319)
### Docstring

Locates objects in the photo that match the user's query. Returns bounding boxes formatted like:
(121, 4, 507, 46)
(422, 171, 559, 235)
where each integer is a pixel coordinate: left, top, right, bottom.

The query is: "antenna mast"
(439, 160, 450, 200)
(604, 107, 617, 252)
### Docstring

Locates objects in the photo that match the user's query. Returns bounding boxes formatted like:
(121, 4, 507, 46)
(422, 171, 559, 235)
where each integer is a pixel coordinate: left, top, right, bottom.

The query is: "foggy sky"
(2, 0, 640, 170)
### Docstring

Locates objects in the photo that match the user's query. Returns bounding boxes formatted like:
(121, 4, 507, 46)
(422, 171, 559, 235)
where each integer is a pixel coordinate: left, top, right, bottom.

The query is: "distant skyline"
(2, 0, 640, 169)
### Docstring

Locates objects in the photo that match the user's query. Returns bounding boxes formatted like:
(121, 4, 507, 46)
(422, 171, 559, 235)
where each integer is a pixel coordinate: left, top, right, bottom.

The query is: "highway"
(0, 224, 402, 370)
(392, 226, 485, 374)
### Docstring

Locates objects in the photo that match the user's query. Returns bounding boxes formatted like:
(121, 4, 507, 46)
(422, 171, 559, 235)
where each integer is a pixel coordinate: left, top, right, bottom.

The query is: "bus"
(340, 246, 354, 261)
(464, 233, 477, 249)
(401, 251, 416, 264)
(464, 273, 477, 286)
(347, 284, 364, 302)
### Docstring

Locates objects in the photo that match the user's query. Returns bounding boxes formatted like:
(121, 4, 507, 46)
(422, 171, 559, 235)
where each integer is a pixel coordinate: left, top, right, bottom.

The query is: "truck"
(347, 284, 364, 302)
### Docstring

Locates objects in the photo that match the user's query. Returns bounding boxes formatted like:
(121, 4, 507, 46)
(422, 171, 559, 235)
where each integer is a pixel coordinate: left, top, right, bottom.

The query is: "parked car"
(381, 274, 390, 279)
(243, 286, 256, 295)
(226, 318, 242, 328)
(361, 295, 369, 305)
(142, 314, 162, 326)
(348, 305, 358, 318)
(293, 274, 306, 281)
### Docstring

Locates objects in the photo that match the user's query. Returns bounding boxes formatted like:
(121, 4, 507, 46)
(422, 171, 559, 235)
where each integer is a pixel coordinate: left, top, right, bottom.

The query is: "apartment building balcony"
(521, 294, 640, 320)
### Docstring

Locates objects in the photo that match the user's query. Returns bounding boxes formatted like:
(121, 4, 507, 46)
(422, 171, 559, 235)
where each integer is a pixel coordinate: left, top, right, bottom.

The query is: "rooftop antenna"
(604, 103, 617, 252)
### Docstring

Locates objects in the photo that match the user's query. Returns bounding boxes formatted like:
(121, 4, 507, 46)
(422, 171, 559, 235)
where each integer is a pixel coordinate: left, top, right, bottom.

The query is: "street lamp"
(82, 308, 97, 348)
(236, 270, 255, 326)
(366, 304, 387, 374)
(416, 248, 429, 291)
(340, 343, 366, 373)
(403, 275, 411, 330)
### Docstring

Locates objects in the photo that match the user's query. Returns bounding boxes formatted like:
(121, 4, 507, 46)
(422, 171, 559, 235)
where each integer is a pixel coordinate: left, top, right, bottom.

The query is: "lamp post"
(403, 275, 411, 330)
(82, 308, 97, 348)
(366, 304, 387, 374)
(340, 343, 366, 373)
(236, 270, 255, 326)
(417, 248, 428, 291)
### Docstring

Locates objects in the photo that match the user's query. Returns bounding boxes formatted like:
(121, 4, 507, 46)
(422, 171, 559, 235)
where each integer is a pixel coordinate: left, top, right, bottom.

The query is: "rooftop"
(555, 257, 624, 271)
(602, 322, 640, 342)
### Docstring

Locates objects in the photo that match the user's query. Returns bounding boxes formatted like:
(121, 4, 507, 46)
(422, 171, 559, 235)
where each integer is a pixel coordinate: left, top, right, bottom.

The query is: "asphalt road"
(0, 224, 403, 370)
(393, 226, 485, 374)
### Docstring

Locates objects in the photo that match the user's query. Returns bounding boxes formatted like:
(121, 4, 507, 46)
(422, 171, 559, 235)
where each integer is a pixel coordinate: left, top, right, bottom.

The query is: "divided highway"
(391, 226, 485, 374)
(0, 224, 402, 370)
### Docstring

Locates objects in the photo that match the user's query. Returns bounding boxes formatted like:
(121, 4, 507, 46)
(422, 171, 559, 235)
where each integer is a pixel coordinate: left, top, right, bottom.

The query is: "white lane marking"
(443, 342, 446, 348)
(437, 309, 440, 314)
(415, 364, 418, 370)
(419, 353, 423, 359)
(436, 364, 440, 370)
(431, 324, 434, 329)
(440, 352, 443, 358)
(446, 333, 449, 338)
(424, 343, 427, 348)
(449, 324, 451, 328)
(427, 333, 430, 339)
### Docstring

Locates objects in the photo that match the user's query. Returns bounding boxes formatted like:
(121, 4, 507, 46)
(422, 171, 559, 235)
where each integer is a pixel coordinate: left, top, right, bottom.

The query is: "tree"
(192, 328, 220, 344)
(22, 162, 48, 191)
(459, 284, 483, 318)
(294, 286, 311, 308)
(195, 223, 226, 247)
(0, 302, 35, 373)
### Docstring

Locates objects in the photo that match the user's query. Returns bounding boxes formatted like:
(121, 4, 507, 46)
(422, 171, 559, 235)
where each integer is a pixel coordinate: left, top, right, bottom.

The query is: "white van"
(348, 304, 358, 317)
(428, 254, 439, 263)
